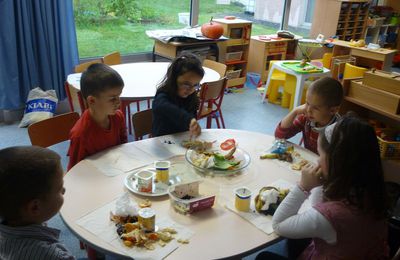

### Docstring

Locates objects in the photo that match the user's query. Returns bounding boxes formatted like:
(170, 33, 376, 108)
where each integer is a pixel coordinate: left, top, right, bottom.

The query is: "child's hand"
(299, 163, 323, 192)
(294, 104, 307, 116)
(189, 118, 201, 139)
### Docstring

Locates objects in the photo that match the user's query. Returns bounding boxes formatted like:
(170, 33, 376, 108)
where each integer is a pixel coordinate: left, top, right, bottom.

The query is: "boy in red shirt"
(274, 77, 343, 154)
(67, 63, 127, 170)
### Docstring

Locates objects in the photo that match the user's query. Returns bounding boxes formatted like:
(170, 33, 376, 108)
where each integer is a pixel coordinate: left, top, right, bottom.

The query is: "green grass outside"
(75, 0, 302, 58)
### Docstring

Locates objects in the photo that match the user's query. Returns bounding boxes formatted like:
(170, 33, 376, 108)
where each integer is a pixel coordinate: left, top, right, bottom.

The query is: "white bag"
(19, 87, 58, 128)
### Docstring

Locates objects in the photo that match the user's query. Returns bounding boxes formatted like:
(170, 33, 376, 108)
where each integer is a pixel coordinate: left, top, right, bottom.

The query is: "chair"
(28, 112, 80, 148)
(203, 59, 227, 79)
(74, 59, 102, 73)
(265, 60, 287, 104)
(197, 78, 227, 129)
(64, 82, 87, 114)
(281, 74, 308, 111)
(343, 63, 368, 80)
(102, 51, 121, 66)
(131, 109, 153, 140)
(322, 53, 333, 69)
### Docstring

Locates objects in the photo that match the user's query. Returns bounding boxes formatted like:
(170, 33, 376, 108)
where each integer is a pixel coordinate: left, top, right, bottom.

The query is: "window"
(198, 0, 284, 36)
(74, 0, 314, 58)
(74, 0, 190, 58)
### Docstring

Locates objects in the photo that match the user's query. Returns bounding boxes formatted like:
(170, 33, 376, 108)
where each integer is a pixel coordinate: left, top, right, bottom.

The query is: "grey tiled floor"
(0, 87, 296, 259)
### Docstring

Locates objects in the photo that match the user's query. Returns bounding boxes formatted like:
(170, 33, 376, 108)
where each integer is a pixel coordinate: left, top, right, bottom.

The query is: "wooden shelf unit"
(214, 18, 252, 88)
(247, 35, 298, 83)
(310, 0, 369, 41)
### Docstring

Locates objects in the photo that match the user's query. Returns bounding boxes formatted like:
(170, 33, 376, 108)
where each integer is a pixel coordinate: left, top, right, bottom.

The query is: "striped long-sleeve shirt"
(0, 223, 75, 260)
(275, 113, 340, 154)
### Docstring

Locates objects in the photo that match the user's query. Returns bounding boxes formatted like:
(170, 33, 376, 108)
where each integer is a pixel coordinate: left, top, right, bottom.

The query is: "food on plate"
(110, 211, 178, 249)
(260, 140, 310, 170)
(181, 140, 214, 151)
(254, 187, 289, 215)
(291, 159, 308, 171)
(220, 138, 236, 150)
(191, 146, 241, 171)
(177, 238, 190, 244)
(260, 152, 293, 163)
(139, 199, 152, 208)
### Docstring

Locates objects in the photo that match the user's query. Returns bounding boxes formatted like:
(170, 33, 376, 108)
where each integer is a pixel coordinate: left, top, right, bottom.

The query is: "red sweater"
(67, 110, 127, 171)
(275, 114, 339, 154)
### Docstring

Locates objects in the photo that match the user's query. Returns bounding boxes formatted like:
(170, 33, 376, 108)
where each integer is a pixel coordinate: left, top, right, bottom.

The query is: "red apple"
(201, 17, 224, 39)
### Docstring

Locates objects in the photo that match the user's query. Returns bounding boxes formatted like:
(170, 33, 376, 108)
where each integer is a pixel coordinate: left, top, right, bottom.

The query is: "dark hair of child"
(319, 114, 386, 219)
(308, 77, 344, 107)
(0, 146, 61, 220)
(157, 52, 205, 112)
(80, 63, 124, 99)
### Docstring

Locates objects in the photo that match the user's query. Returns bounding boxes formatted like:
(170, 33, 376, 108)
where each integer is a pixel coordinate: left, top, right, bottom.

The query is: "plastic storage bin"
(225, 51, 243, 62)
(226, 69, 242, 79)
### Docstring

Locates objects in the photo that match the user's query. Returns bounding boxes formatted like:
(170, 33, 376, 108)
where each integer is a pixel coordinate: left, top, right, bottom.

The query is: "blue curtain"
(0, 0, 79, 110)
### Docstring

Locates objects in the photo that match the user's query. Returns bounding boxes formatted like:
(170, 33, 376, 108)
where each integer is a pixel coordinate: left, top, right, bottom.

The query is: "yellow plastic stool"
(322, 53, 333, 69)
(282, 75, 308, 111)
(266, 60, 286, 104)
(343, 63, 367, 79)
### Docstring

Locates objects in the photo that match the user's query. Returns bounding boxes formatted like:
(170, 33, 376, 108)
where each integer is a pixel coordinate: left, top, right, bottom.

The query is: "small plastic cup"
(154, 161, 170, 184)
(235, 187, 252, 212)
(135, 170, 154, 193)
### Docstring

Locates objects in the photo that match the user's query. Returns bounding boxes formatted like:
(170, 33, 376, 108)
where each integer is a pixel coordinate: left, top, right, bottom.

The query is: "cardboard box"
(363, 70, 400, 95)
(348, 80, 400, 114)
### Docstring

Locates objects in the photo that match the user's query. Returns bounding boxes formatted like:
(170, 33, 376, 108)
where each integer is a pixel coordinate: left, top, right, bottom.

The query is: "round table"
(67, 62, 221, 101)
(61, 129, 317, 259)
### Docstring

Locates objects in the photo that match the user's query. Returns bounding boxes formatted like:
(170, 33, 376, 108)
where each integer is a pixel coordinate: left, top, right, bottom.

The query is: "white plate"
(124, 168, 182, 197)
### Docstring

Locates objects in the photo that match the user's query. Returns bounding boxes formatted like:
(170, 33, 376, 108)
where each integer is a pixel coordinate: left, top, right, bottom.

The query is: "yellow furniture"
(282, 75, 308, 111)
(102, 51, 121, 66)
(322, 53, 333, 69)
(74, 59, 102, 73)
(265, 60, 286, 104)
(343, 63, 368, 80)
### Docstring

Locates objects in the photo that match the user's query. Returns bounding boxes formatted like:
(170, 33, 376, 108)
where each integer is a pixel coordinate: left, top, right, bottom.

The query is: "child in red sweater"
(274, 77, 343, 154)
(67, 63, 127, 170)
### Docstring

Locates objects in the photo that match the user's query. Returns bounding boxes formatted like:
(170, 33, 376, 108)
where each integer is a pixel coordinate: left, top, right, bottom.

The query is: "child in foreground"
(0, 146, 74, 260)
(262, 114, 388, 259)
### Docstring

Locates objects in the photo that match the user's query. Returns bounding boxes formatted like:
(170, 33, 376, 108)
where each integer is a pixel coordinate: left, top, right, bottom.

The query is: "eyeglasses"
(179, 83, 200, 91)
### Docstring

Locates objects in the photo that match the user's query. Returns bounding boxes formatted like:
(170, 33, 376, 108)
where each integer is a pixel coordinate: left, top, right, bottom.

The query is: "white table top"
(60, 129, 317, 259)
(67, 62, 221, 100)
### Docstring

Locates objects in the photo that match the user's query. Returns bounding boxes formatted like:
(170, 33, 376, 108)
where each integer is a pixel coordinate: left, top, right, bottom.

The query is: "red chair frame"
(197, 78, 227, 129)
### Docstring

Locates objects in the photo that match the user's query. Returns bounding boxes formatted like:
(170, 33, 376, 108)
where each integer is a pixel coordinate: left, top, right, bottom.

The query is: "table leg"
(262, 65, 275, 103)
(382, 53, 396, 71)
(152, 45, 156, 62)
(293, 76, 305, 108)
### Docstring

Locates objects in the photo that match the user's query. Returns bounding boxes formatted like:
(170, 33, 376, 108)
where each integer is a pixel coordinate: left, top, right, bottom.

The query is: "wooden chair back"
(74, 59, 102, 73)
(102, 51, 121, 66)
(203, 59, 227, 79)
(28, 112, 80, 147)
(199, 78, 226, 102)
(132, 109, 153, 140)
(64, 82, 87, 114)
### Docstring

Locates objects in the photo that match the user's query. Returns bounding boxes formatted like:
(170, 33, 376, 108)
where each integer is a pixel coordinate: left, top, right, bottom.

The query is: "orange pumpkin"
(201, 17, 224, 39)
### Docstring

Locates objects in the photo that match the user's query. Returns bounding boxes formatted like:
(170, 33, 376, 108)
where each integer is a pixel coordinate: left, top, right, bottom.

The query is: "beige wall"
(254, 0, 310, 28)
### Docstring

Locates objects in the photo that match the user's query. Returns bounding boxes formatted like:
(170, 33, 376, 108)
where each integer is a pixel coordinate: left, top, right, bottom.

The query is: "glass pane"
(287, 0, 315, 37)
(199, 0, 285, 36)
(74, 0, 190, 58)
